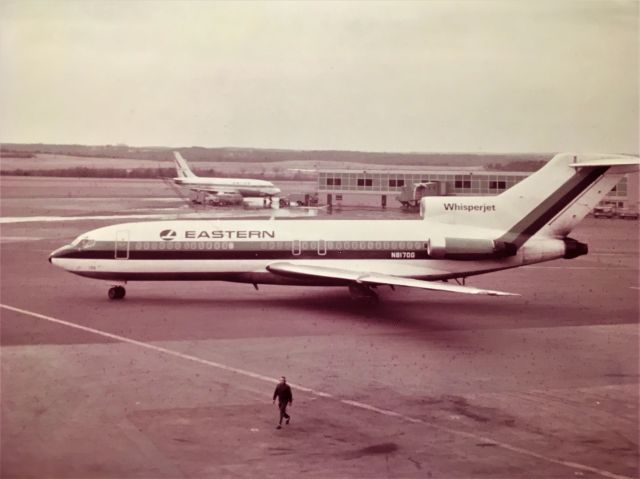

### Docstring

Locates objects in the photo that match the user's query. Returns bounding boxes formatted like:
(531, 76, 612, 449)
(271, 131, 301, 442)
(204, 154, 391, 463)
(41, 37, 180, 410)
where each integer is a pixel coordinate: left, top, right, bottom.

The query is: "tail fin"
(173, 151, 197, 178)
(421, 153, 639, 247)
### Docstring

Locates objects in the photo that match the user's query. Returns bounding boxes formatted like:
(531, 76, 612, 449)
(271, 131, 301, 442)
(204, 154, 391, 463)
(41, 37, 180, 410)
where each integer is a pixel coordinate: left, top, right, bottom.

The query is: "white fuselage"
(49, 219, 567, 285)
(173, 177, 281, 198)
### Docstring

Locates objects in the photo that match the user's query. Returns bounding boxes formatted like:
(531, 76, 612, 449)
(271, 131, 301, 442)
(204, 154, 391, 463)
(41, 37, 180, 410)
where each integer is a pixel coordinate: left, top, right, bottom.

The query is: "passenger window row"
(127, 241, 427, 252)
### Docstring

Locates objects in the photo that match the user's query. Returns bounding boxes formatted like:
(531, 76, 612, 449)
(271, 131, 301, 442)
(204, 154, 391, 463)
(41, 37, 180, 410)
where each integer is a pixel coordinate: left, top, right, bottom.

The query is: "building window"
(327, 177, 342, 186)
(357, 178, 373, 187)
(455, 180, 471, 189)
(389, 179, 405, 187)
(489, 181, 506, 189)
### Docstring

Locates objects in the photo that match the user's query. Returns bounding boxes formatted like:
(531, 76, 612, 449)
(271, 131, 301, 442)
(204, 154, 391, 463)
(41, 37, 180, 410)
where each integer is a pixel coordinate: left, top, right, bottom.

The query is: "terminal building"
(316, 168, 638, 210)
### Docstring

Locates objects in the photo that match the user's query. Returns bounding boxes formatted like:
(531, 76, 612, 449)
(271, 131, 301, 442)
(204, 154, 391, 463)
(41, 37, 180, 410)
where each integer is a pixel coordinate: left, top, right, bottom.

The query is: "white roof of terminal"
(317, 168, 529, 176)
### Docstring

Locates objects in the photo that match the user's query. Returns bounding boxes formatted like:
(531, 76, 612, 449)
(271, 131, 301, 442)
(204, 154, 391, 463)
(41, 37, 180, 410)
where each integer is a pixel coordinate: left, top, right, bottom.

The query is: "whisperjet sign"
(160, 229, 276, 241)
(443, 203, 496, 213)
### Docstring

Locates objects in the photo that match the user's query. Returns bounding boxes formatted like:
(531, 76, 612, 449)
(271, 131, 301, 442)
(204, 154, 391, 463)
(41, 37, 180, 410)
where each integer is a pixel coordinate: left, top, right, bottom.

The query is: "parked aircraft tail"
(421, 153, 640, 247)
(173, 152, 197, 178)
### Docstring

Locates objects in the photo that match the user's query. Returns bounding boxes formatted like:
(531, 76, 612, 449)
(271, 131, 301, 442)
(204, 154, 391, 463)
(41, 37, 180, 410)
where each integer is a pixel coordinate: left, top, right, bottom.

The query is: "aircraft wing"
(187, 186, 241, 195)
(266, 262, 517, 296)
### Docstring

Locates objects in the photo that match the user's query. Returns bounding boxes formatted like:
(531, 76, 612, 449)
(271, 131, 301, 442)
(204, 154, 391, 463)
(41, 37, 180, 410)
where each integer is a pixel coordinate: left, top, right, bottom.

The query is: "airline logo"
(159, 229, 275, 241)
(160, 229, 177, 241)
(185, 230, 275, 239)
(443, 203, 496, 213)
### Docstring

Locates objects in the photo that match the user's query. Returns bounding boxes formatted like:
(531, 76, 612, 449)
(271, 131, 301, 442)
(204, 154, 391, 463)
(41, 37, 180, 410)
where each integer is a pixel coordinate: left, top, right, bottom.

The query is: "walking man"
(272, 376, 293, 429)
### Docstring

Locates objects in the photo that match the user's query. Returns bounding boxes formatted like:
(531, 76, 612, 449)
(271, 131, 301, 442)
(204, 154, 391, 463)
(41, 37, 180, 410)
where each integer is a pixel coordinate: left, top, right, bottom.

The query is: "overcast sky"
(0, 0, 637, 153)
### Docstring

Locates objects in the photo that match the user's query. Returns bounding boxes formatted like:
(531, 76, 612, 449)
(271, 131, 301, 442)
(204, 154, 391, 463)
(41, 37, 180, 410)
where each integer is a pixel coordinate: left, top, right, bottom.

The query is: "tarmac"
(1, 176, 638, 479)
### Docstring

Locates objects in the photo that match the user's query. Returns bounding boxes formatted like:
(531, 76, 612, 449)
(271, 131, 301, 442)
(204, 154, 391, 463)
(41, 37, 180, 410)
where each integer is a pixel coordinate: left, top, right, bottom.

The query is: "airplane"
(49, 153, 639, 301)
(172, 151, 281, 203)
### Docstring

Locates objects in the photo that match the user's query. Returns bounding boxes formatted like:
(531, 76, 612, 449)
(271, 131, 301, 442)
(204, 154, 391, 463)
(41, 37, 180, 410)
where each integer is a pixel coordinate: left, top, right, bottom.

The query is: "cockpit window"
(79, 239, 96, 249)
(71, 236, 95, 249)
(70, 235, 87, 247)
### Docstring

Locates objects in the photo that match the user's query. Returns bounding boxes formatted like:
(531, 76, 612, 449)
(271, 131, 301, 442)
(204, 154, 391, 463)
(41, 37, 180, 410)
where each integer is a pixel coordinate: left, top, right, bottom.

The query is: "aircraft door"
(115, 231, 129, 259)
(317, 239, 327, 256)
(292, 239, 301, 256)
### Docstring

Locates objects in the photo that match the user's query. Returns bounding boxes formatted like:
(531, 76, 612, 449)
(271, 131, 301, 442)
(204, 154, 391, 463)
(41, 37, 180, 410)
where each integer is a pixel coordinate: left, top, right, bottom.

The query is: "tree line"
(1, 143, 550, 168)
(0, 167, 315, 181)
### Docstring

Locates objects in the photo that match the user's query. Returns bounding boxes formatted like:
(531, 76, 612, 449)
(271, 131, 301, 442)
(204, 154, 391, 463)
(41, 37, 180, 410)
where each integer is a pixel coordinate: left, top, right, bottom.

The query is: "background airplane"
(50, 153, 639, 301)
(172, 151, 281, 204)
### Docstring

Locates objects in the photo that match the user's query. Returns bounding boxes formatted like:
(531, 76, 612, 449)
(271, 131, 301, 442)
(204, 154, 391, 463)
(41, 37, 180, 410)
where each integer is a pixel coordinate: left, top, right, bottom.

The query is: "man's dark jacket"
(273, 383, 293, 405)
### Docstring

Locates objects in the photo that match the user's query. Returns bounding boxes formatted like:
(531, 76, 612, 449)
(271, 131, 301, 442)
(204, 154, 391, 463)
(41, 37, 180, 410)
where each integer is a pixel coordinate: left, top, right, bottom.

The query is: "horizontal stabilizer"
(568, 157, 640, 169)
(267, 262, 517, 296)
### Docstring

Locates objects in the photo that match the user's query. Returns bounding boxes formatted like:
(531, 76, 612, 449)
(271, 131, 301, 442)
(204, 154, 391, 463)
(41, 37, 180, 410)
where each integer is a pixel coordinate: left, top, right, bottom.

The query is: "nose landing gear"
(108, 286, 126, 300)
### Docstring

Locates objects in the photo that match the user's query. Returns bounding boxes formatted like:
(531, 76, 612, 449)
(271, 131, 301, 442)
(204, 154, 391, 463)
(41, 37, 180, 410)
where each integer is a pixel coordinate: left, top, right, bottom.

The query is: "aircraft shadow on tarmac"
(111, 287, 623, 333)
(9, 287, 632, 347)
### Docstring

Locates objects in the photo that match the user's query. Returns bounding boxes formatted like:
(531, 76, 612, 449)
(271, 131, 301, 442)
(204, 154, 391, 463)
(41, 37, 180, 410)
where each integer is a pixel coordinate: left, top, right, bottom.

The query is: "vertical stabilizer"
(173, 152, 197, 178)
(421, 153, 639, 246)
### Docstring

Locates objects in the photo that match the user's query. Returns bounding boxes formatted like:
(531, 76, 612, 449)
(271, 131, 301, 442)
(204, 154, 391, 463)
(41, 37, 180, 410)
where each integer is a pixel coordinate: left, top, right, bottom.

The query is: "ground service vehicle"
(593, 206, 614, 218)
(617, 208, 639, 220)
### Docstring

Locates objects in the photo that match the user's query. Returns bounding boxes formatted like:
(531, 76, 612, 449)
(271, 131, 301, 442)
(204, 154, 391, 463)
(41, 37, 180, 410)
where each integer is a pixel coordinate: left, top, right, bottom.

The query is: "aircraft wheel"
(108, 286, 126, 300)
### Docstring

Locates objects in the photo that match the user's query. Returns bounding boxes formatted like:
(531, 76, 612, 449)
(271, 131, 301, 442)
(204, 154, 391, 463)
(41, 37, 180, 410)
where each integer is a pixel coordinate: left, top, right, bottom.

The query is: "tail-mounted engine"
(427, 237, 518, 260)
(563, 237, 588, 259)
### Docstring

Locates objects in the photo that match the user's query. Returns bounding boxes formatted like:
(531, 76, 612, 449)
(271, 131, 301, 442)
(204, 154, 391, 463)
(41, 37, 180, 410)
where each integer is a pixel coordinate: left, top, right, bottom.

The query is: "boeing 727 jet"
(50, 153, 639, 301)
(172, 151, 281, 203)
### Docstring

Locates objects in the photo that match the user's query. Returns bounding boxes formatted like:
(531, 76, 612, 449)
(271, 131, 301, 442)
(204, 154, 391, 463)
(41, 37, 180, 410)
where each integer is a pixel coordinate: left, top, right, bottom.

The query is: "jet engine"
(563, 237, 588, 259)
(426, 237, 517, 259)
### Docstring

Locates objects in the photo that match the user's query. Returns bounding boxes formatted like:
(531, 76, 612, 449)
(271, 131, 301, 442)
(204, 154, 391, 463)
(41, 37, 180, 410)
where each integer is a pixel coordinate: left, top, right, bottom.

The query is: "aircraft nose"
(49, 245, 70, 264)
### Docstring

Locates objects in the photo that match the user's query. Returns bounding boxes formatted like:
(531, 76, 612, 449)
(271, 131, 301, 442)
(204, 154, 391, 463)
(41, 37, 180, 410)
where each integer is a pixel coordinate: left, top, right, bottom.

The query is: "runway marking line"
(0, 236, 44, 242)
(0, 303, 633, 479)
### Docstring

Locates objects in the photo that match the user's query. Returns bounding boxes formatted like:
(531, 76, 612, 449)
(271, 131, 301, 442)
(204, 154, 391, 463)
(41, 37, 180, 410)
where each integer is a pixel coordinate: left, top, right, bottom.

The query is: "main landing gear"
(348, 283, 379, 303)
(108, 285, 126, 300)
